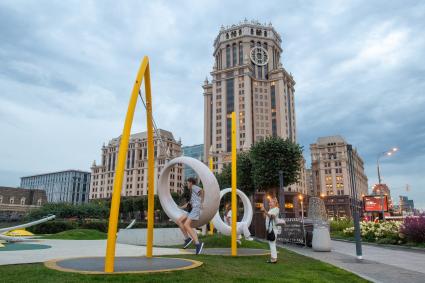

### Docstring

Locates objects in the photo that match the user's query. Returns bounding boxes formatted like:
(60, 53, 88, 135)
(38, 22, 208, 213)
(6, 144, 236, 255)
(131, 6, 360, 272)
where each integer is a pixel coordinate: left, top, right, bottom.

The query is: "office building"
(20, 170, 90, 204)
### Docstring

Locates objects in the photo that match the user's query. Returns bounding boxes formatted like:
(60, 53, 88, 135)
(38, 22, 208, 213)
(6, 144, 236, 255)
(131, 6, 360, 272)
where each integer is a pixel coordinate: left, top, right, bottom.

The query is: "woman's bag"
(266, 219, 276, 241)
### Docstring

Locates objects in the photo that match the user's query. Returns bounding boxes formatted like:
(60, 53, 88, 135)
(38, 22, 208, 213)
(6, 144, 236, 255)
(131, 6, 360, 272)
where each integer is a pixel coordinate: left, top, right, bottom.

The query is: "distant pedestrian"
(261, 196, 279, 263)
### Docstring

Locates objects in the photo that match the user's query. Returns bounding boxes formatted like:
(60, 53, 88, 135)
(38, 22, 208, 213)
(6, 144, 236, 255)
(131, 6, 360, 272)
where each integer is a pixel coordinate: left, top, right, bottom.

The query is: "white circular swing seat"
(211, 188, 253, 236)
(157, 156, 220, 227)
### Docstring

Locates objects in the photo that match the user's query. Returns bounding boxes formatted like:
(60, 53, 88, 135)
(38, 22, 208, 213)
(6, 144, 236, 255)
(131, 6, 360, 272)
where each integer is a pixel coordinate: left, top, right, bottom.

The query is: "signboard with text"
(363, 195, 388, 212)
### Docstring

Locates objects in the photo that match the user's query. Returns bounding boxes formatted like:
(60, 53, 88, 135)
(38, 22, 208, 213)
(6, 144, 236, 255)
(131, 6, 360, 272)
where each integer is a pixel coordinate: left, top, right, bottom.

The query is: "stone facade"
(310, 135, 368, 199)
(89, 129, 182, 199)
(203, 20, 297, 172)
(0, 186, 47, 221)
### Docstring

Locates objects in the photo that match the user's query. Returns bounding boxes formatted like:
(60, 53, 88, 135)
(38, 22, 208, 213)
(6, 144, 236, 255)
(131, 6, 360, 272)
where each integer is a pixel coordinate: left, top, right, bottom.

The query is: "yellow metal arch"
(104, 56, 155, 273)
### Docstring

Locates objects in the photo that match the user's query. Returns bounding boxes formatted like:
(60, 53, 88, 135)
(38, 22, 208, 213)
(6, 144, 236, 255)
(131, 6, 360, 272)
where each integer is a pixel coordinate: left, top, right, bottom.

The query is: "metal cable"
(138, 90, 171, 158)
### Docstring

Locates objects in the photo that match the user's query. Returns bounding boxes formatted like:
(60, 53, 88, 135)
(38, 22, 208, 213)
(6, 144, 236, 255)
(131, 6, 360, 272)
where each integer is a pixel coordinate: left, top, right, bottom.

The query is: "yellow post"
(144, 62, 155, 258)
(104, 56, 155, 272)
(209, 156, 214, 235)
(231, 111, 237, 256)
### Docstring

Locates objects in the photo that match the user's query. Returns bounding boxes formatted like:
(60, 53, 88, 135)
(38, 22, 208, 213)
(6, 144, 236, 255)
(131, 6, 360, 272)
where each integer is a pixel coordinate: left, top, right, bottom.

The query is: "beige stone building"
(203, 20, 297, 172)
(310, 136, 368, 199)
(89, 129, 183, 200)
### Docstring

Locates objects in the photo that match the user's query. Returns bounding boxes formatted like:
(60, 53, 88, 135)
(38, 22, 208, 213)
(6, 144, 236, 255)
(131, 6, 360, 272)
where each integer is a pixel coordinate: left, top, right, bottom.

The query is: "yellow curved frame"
(104, 56, 155, 273)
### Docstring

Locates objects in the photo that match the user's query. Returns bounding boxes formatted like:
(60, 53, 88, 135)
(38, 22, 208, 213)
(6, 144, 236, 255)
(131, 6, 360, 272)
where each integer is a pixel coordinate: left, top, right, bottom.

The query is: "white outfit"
(266, 207, 280, 259)
(225, 210, 251, 239)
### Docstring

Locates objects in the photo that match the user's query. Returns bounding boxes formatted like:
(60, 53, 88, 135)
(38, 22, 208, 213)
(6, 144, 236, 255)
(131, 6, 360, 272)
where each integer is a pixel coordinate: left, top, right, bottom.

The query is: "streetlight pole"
(279, 170, 285, 218)
(299, 194, 306, 247)
(376, 147, 398, 221)
(347, 144, 362, 260)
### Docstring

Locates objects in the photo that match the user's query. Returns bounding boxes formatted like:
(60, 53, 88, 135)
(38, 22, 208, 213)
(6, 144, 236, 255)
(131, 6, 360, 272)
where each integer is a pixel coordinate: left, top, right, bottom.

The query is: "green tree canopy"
(250, 136, 303, 192)
(237, 151, 255, 196)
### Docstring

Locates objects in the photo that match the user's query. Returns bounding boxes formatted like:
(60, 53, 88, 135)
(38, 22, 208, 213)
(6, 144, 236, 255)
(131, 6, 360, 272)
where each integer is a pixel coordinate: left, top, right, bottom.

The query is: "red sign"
(363, 195, 388, 212)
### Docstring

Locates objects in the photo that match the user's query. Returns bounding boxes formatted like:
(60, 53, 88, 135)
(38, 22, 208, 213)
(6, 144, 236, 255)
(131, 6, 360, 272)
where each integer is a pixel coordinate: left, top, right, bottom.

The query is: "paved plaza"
(281, 240, 425, 283)
(0, 240, 186, 266)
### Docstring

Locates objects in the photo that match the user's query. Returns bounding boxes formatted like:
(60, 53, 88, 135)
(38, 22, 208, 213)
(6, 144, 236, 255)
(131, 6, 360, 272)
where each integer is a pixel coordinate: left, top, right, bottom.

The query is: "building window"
(21, 197, 26, 205)
(239, 42, 243, 65)
(232, 43, 237, 66)
(10, 197, 14, 204)
(0, 195, 2, 204)
(226, 45, 231, 67)
(226, 78, 234, 152)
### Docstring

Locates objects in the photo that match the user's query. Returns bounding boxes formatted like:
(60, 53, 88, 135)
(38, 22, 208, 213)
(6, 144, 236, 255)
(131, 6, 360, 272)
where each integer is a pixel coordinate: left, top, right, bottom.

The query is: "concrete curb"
(332, 238, 425, 254)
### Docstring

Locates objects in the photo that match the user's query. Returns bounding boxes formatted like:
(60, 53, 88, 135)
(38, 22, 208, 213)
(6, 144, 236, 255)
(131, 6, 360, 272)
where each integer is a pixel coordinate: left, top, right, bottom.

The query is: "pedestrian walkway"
(281, 240, 425, 283)
(0, 239, 187, 266)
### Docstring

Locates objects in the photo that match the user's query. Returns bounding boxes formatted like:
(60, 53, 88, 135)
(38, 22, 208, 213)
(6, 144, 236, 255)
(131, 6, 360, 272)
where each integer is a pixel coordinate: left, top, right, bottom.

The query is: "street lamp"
(376, 147, 398, 220)
(377, 147, 398, 184)
(298, 194, 306, 247)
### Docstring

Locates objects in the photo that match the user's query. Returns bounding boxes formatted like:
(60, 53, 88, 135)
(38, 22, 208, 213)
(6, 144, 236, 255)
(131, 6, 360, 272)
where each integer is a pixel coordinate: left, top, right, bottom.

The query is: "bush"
(376, 238, 399, 245)
(80, 220, 109, 233)
(28, 220, 77, 234)
(330, 219, 353, 232)
(343, 221, 402, 242)
(26, 202, 109, 220)
(401, 215, 425, 244)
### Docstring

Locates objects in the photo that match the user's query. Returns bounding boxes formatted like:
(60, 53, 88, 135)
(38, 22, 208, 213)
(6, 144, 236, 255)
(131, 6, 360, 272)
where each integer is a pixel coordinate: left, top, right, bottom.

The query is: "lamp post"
(347, 144, 362, 260)
(299, 194, 306, 247)
(376, 147, 398, 220)
(279, 170, 285, 218)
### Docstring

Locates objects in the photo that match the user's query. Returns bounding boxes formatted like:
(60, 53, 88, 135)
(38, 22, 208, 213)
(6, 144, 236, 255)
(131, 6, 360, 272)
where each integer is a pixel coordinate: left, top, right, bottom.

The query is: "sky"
(0, 0, 424, 208)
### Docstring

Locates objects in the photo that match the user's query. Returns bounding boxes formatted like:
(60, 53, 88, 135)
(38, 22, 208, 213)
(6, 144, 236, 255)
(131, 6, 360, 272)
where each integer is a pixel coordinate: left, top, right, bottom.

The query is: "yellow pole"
(104, 57, 153, 272)
(209, 156, 214, 235)
(144, 62, 155, 258)
(231, 111, 237, 256)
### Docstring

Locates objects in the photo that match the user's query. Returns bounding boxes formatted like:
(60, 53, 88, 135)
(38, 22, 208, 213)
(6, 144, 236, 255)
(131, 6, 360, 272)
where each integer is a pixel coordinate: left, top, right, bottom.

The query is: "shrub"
(80, 220, 109, 233)
(28, 220, 77, 234)
(343, 221, 402, 242)
(330, 219, 353, 232)
(401, 215, 425, 244)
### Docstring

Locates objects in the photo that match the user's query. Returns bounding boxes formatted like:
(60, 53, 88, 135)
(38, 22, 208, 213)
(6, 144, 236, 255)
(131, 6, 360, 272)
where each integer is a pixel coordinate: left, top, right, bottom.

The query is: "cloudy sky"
(0, 0, 424, 208)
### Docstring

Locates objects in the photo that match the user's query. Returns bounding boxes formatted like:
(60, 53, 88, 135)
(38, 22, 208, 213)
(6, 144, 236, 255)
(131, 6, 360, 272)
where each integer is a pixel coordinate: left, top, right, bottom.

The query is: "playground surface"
(0, 239, 368, 283)
(0, 239, 185, 266)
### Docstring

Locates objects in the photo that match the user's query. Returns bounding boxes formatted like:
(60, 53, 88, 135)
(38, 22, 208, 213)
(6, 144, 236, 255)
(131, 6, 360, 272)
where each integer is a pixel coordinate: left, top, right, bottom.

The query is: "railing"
(277, 218, 314, 246)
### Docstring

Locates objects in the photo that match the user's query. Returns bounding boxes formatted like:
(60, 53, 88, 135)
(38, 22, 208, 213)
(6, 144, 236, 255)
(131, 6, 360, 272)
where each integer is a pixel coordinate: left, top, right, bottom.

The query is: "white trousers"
(239, 222, 251, 238)
(268, 230, 277, 259)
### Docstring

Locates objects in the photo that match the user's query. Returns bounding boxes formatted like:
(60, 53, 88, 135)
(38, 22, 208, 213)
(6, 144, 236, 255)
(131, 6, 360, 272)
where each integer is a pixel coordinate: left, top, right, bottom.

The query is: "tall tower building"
(203, 20, 296, 171)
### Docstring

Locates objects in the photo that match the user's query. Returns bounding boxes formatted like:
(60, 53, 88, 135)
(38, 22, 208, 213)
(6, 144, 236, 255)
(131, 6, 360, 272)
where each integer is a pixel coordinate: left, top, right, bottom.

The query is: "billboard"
(363, 195, 388, 212)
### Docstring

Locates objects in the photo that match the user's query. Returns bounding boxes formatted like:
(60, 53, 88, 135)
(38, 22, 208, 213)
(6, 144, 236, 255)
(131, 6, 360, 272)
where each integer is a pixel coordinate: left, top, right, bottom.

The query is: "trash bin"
(312, 226, 331, 252)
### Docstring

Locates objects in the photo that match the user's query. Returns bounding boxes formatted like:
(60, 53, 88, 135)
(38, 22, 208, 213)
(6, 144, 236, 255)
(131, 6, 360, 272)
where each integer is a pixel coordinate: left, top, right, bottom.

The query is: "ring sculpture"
(211, 188, 253, 236)
(158, 156, 220, 227)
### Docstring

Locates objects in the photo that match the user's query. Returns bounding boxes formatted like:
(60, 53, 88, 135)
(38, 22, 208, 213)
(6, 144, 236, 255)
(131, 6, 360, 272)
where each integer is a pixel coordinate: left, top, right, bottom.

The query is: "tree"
(237, 151, 255, 196)
(250, 136, 303, 195)
(215, 163, 231, 189)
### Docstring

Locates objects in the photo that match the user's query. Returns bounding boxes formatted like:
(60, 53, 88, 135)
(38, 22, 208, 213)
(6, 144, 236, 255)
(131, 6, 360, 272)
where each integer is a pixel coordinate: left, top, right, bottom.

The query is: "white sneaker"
(245, 236, 254, 241)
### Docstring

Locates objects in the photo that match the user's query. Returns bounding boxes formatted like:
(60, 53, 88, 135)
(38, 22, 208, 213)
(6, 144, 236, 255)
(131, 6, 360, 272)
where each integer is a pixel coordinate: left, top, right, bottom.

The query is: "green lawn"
(166, 233, 267, 249)
(0, 234, 368, 282)
(41, 229, 107, 240)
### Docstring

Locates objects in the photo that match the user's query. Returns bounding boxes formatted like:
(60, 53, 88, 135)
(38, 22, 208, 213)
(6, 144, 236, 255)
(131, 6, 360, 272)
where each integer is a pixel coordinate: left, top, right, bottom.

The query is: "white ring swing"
(211, 188, 253, 236)
(157, 156, 220, 227)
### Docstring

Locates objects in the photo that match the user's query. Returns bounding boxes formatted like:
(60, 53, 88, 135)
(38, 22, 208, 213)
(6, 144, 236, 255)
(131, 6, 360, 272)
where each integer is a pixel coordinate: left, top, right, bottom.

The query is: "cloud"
(0, 0, 424, 208)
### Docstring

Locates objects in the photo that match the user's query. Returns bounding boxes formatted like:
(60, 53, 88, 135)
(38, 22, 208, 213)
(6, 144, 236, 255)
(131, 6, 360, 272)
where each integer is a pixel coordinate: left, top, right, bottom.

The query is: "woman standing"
(261, 197, 280, 263)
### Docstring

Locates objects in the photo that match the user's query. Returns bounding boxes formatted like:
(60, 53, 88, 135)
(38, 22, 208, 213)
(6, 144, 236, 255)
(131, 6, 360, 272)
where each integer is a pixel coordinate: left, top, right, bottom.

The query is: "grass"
(41, 229, 107, 240)
(166, 233, 267, 249)
(0, 234, 368, 282)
